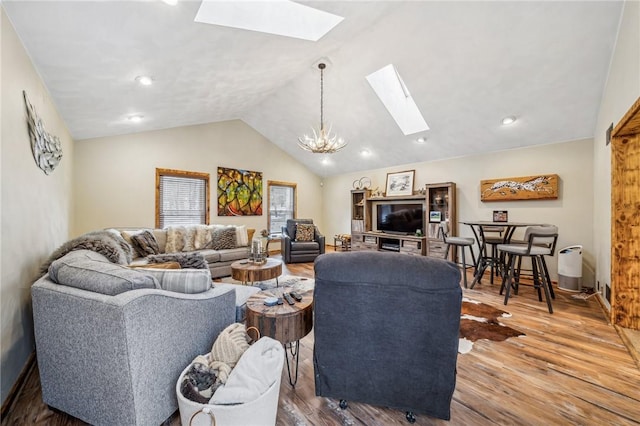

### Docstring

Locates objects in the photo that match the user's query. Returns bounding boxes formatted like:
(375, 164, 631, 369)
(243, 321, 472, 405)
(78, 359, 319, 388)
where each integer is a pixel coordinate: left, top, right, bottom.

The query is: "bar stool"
(439, 222, 476, 288)
(510, 224, 557, 299)
(481, 226, 505, 284)
(497, 226, 558, 313)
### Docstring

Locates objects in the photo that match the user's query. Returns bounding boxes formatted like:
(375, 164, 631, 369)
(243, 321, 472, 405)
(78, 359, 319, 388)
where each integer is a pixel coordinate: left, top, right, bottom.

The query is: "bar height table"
(461, 221, 543, 289)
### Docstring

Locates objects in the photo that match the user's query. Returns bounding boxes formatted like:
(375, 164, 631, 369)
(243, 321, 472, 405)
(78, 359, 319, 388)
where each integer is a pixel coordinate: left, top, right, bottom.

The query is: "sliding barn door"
(611, 97, 640, 330)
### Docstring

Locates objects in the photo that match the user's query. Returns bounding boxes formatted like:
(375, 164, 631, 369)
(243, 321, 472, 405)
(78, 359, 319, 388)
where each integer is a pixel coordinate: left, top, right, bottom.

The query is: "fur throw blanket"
(148, 252, 208, 269)
(40, 230, 133, 276)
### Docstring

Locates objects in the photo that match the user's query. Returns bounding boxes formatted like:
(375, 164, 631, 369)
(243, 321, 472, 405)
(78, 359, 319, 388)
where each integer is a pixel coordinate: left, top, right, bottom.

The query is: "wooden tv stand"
(351, 231, 427, 256)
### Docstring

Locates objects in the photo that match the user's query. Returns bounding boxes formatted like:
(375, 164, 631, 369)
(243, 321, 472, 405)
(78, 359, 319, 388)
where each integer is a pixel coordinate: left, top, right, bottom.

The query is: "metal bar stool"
(439, 222, 476, 288)
(497, 226, 558, 313)
(510, 224, 557, 300)
(479, 226, 506, 284)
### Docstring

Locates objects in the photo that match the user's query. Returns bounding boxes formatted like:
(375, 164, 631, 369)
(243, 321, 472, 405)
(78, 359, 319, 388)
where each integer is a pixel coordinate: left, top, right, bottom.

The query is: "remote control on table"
(283, 293, 295, 305)
(289, 291, 303, 302)
(277, 297, 284, 305)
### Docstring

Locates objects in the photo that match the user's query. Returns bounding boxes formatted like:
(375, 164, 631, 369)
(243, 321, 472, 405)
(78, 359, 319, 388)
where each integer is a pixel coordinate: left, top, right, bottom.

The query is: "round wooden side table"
(230, 258, 282, 286)
(245, 288, 313, 386)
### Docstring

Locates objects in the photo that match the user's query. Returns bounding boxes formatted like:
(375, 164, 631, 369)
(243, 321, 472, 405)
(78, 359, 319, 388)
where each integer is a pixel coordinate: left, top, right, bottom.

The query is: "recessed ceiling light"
(321, 157, 331, 165)
(415, 137, 427, 144)
(194, 1, 343, 41)
(135, 75, 153, 86)
(366, 64, 429, 136)
(360, 149, 371, 157)
(501, 116, 516, 126)
(128, 115, 144, 123)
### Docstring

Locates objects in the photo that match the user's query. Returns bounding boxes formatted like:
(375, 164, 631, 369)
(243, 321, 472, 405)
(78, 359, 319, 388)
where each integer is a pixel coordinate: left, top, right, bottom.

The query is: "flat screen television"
(375, 202, 425, 235)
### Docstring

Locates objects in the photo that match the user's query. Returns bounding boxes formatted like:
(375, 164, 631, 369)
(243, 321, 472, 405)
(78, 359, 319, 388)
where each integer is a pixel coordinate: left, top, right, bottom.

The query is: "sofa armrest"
(314, 226, 326, 254)
(281, 226, 292, 263)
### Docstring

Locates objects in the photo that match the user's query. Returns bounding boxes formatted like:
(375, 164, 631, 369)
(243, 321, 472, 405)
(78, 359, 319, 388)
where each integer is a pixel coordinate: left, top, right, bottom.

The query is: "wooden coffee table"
(230, 258, 282, 286)
(245, 288, 313, 386)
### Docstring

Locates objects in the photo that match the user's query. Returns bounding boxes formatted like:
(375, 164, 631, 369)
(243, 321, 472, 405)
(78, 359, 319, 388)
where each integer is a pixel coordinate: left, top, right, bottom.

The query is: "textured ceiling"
(3, 1, 623, 177)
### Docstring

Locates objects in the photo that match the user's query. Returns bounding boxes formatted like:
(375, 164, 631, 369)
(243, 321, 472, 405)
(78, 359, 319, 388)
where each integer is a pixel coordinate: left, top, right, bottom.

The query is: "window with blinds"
(156, 169, 210, 228)
(267, 180, 297, 235)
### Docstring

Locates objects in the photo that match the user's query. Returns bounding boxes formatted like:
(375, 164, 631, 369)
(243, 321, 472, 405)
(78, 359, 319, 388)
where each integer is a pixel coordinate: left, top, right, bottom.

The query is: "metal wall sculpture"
(23, 91, 63, 175)
(217, 167, 263, 216)
(481, 174, 559, 201)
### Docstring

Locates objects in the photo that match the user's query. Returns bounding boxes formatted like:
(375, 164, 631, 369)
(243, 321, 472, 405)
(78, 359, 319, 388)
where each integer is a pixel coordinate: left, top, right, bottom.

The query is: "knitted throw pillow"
(210, 323, 251, 369)
(130, 230, 160, 256)
(211, 227, 237, 250)
(295, 223, 315, 242)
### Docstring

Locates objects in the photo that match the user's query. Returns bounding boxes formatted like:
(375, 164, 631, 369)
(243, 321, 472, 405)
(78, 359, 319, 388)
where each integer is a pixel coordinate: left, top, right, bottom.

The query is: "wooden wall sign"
(480, 174, 559, 201)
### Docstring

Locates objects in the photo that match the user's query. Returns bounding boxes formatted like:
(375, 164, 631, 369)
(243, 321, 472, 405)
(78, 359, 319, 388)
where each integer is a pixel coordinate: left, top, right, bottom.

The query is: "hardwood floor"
(3, 252, 640, 425)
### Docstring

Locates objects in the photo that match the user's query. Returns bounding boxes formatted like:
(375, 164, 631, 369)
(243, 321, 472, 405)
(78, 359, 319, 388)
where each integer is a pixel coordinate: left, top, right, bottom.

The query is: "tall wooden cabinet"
(425, 182, 457, 261)
(611, 97, 640, 330)
(350, 189, 371, 241)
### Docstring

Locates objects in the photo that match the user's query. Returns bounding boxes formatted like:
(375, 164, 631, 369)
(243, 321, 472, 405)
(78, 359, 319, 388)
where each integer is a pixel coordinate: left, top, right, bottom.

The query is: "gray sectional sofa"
(32, 249, 237, 425)
(121, 225, 255, 278)
(31, 225, 263, 424)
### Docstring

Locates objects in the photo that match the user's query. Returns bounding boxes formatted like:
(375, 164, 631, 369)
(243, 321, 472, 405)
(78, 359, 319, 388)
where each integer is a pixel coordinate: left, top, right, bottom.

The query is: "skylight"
(366, 64, 429, 135)
(194, 0, 344, 42)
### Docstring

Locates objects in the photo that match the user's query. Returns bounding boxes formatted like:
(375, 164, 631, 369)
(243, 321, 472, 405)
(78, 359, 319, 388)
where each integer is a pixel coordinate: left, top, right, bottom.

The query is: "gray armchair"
(31, 275, 236, 425)
(313, 251, 462, 422)
(281, 219, 325, 263)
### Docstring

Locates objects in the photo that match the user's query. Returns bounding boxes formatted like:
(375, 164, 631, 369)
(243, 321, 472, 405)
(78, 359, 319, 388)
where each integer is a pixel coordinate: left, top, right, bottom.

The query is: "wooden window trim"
(155, 168, 210, 228)
(267, 180, 297, 235)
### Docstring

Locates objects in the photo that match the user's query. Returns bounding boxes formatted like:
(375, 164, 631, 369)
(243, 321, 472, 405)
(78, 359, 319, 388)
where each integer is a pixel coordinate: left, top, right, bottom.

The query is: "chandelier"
(298, 63, 347, 154)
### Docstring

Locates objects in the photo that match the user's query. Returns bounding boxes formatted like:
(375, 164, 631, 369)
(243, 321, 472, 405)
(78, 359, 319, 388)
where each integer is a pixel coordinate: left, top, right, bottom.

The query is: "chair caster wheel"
(406, 411, 416, 423)
(339, 399, 348, 409)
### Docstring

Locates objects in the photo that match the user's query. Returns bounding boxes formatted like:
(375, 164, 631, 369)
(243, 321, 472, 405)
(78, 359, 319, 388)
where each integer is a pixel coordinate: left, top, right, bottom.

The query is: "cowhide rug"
(458, 297, 525, 354)
(218, 277, 524, 354)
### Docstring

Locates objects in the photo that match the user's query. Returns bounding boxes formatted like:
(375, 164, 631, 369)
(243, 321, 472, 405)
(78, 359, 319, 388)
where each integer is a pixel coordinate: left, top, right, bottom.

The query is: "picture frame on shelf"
(493, 210, 508, 222)
(429, 211, 442, 223)
(385, 170, 415, 197)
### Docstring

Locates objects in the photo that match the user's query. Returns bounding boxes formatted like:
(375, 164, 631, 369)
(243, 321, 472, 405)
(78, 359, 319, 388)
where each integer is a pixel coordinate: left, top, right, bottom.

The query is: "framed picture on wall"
(385, 170, 415, 197)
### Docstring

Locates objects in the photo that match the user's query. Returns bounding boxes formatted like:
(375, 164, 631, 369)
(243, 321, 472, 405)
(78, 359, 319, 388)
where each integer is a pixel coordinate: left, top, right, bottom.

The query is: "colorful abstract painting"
(217, 167, 263, 216)
(481, 174, 559, 201)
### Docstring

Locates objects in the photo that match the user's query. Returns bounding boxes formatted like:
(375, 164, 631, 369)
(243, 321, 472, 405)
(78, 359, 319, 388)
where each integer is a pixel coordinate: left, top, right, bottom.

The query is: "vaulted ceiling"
(3, 1, 623, 177)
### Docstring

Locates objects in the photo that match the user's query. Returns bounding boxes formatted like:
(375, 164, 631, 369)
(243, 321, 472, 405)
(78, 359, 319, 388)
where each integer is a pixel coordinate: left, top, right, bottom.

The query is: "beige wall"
(73, 120, 323, 236)
(1, 8, 74, 404)
(323, 138, 595, 283)
(592, 0, 640, 307)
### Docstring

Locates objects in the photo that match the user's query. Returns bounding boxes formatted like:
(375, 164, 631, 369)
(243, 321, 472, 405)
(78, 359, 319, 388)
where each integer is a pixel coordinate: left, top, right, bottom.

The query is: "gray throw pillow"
(148, 252, 208, 269)
(131, 230, 161, 256)
(211, 227, 237, 250)
(48, 250, 159, 295)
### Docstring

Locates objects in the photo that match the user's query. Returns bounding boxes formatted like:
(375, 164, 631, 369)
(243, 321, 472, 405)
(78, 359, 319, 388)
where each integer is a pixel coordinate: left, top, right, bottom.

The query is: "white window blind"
(159, 174, 207, 228)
